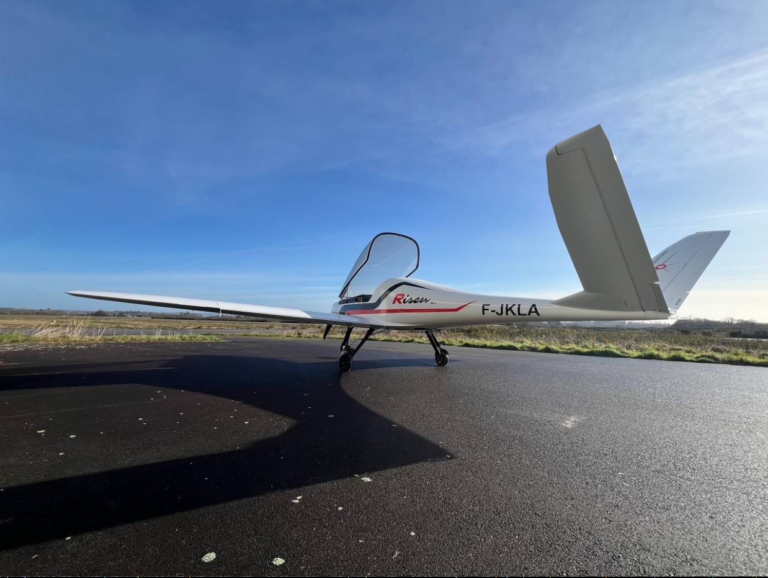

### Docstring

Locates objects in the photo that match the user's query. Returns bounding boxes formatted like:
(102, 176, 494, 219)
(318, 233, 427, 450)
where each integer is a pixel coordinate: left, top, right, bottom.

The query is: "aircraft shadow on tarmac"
(0, 354, 450, 550)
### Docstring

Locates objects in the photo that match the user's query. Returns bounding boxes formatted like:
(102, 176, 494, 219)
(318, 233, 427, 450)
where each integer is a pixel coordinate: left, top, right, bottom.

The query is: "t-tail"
(546, 125, 728, 317)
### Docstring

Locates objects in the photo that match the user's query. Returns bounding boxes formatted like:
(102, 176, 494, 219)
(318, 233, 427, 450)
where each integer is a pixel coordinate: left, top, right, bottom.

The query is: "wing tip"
(67, 291, 100, 299)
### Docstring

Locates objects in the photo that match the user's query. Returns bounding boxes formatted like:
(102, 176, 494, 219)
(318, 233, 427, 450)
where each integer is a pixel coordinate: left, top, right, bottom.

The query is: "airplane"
(69, 125, 729, 372)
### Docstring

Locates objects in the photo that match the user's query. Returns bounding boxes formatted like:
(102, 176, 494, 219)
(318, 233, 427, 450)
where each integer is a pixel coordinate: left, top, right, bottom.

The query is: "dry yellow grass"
(2, 315, 766, 367)
(0, 315, 295, 331)
(240, 325, 768, 368)
(0, 318, 221, 345)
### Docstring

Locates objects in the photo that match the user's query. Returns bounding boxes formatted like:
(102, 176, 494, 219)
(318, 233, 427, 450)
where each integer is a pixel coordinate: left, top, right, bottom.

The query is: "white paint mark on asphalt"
(562, 416, 580, 429)
(272, 557, 285, 566)
(361, 477, 372, 483)
(36, 430, 45, 434)
(202, 552, 216, 563)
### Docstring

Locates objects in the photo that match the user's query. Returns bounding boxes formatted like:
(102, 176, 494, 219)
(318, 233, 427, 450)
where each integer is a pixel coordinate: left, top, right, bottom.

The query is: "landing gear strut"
(338, 327, 376, 372)
(426, 330, 449, 366)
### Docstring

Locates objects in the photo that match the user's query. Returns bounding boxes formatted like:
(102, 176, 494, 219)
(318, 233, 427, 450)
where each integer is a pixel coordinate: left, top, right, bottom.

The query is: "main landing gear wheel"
(337, 327, 376, 372)
(338, 353, 352, 373)
(426, 330, 449, 367)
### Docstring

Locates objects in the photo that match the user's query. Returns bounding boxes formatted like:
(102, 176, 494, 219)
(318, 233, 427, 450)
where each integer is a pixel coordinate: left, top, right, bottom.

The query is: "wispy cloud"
(647, 207, 768, 229)
(682, 208, 768, 221)
(450, 47, 768, 178)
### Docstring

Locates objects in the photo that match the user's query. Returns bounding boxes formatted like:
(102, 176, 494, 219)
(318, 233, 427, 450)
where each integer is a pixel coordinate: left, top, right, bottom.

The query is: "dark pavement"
(0, 337, 766, 575)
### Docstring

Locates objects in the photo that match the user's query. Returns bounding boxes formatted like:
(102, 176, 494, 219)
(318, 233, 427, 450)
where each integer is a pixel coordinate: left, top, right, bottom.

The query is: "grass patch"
(0, 314, 299, 331)
(4, 317, 765, 367)
(226, 326, 768, 368)
(0, 319, 222, 346)
(0, 332, 32, 344)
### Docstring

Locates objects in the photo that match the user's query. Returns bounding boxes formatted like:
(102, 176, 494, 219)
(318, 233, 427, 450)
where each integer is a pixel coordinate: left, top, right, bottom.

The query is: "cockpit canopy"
(339, 233, 420, 302)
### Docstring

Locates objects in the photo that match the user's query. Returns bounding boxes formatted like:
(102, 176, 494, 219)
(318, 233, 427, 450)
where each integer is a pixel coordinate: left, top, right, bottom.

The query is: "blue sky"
(2, 0, 767, 320)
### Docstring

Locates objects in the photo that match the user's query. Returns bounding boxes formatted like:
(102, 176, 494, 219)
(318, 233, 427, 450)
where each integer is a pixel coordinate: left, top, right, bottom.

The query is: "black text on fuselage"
(481, 304, 540, 316)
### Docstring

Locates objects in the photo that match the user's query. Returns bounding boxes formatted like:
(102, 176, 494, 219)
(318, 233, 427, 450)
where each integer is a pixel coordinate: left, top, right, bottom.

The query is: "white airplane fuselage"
(67, 126, 729, 372)
(332, 278, 669, 329)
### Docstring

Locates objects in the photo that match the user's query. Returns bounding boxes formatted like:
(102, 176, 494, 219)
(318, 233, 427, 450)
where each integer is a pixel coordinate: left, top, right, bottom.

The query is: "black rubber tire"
(436, 349, 449, 367)
(338, 353, 352, 372)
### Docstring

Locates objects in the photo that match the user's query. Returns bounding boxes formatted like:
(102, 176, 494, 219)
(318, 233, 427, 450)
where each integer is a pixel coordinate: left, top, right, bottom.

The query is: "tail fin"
(547, 125, 668, 313)
(652, 231, 730, 314)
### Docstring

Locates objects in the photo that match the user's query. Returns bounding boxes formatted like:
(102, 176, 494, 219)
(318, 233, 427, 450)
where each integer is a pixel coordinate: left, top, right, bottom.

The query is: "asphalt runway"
(1, 337, 766, 575)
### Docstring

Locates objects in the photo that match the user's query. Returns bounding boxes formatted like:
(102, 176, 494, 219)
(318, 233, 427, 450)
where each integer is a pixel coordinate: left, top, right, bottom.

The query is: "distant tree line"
(2, 308, 767, 337)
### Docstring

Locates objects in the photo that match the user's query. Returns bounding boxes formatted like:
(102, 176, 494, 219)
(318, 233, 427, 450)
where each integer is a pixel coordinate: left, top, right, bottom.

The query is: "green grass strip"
(225, 332, 768, 368)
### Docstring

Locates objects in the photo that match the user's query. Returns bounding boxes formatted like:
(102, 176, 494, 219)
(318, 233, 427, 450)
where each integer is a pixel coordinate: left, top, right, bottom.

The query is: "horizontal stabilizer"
(652, 231, 730, 313)
(547, 125, 667, 313)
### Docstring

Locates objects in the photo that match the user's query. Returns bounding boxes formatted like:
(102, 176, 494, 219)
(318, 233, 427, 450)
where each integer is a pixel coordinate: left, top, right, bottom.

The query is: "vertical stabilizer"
(652, 231, 730, 313)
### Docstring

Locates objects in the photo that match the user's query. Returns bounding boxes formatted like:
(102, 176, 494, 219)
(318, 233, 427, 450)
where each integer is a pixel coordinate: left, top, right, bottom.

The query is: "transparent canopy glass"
(339, 233, 420, 300)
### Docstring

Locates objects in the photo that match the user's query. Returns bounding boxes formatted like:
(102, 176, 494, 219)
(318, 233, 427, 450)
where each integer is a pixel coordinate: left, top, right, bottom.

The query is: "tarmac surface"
(0, 337, 766, 575)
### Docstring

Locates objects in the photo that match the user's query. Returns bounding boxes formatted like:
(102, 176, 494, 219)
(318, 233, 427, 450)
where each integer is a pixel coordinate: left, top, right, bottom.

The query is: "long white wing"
(67, 291, 384, 328)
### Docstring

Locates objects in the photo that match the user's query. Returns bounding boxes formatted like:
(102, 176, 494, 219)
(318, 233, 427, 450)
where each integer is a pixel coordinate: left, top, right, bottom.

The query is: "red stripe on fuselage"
(345, 301, 475, 316)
